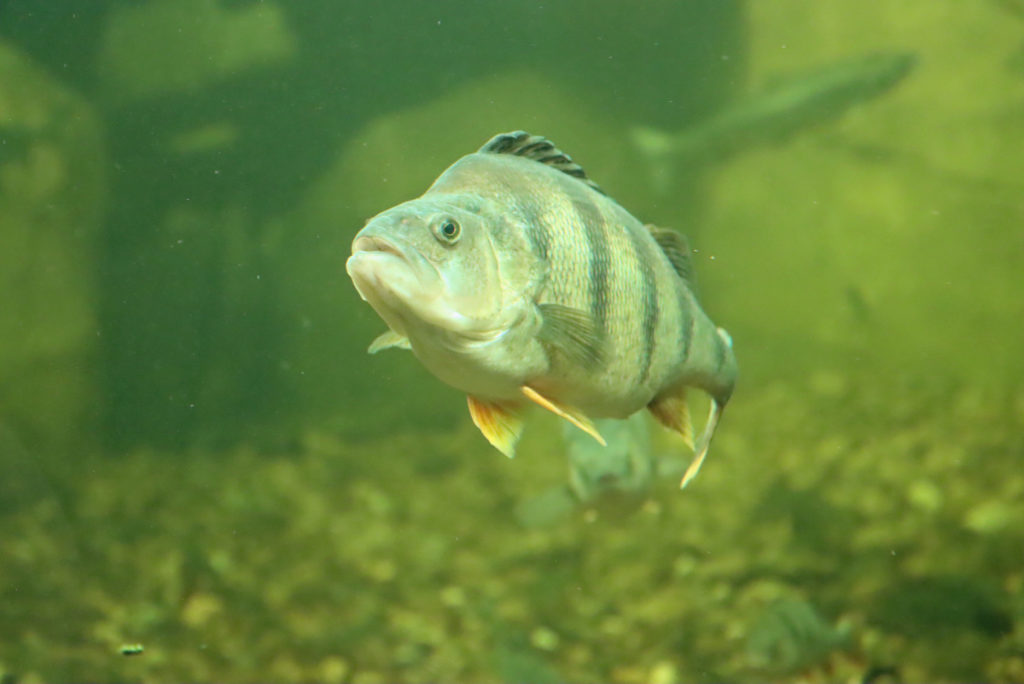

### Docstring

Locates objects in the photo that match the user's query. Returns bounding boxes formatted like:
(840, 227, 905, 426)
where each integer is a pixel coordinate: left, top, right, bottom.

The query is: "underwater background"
(1, 1, 1022, 682)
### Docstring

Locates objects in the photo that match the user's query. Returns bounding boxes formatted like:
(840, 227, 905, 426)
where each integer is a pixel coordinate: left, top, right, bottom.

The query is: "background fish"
(565, 412, 654, 501)
(745, 598, 852, 675)
(515, 413, 657, 528)
(630, 52, 917, 190)
(346, 131, 737, 487)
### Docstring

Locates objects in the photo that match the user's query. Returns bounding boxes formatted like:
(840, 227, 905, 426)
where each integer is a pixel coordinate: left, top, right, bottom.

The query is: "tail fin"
(677, 326, 735, 489)
(679, 398, 726, 489)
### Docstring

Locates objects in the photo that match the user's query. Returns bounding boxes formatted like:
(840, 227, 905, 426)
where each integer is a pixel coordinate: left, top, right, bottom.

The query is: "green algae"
(0, 373, 1021, 682)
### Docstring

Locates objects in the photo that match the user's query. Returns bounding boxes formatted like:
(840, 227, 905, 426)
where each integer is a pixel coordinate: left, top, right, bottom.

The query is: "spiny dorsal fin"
(647, 224, 693, 283)
(479, 130, 606, 195)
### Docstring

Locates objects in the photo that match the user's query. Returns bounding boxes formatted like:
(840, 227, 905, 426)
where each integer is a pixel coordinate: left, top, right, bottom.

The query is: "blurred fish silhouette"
(630, 52, 917, 191)
(745, 598, 852, 675)
(347, 131, 736, 488)
(515, 413, 659, 527)
(565, 412, 654, 501)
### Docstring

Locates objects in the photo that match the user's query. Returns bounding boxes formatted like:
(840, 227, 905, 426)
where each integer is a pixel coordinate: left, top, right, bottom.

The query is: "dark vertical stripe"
(627, 225, 659, 384)
(517, 198, 551, 262)
(713, 329, 727, 373)
(572, 199, 609, 344)
(677, 284, 694, 365)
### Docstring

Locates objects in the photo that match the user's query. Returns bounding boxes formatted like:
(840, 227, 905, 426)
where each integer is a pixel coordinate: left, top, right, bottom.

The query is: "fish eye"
(435, 218, 461, 244)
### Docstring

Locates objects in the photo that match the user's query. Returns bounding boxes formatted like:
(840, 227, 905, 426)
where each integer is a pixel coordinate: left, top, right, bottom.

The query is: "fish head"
(346, 196, 511, 344)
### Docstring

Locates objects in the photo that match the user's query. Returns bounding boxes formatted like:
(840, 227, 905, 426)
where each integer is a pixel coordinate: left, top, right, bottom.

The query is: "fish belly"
(413, 330, 548, 402)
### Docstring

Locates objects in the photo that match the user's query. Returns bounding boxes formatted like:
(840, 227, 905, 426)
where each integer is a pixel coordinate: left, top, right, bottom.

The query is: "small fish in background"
(515, 413, 658, 528)
(565, 412, 654, 501)
(630, 52, 917, 192)
(745, 598, 852, 675)
(347, 131, 737, 488)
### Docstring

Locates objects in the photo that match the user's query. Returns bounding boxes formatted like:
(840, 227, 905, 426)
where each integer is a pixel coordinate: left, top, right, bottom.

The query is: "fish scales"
(493, 167, 667, 408)
(625, 223, 660, 385)
(346, 131, 737, 488)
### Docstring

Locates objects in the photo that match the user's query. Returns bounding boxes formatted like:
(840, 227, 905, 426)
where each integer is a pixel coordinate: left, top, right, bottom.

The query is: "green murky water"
(1, 2, 1022, 682)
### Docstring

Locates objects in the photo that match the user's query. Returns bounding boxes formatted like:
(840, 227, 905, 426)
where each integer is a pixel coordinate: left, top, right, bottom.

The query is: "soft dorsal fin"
(647, 224, 694, 283)
(479, 130, 606, 195)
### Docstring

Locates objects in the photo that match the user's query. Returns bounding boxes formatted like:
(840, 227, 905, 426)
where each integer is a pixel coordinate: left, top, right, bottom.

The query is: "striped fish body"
(347, 132, 736, 487)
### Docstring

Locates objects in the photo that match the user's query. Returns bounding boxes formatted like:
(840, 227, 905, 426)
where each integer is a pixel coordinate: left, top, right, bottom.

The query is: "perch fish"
(346, 131, 736, 487)
(515, 413, 658, 528)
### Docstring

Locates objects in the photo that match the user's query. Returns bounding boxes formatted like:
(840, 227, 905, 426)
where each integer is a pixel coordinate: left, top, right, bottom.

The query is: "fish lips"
(346, 233, 446, 331)
(348, 234, 423, 300)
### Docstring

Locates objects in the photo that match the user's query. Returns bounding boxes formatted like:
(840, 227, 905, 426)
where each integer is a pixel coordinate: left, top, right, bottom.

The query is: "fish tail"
(678, 327, 735, 488)
(679, 397, 725, 489)
(649, 322, 735, 489)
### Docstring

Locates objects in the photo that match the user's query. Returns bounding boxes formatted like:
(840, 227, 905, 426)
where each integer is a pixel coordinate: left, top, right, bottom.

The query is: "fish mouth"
(351, 235, 406, 261)
(348, 227, 469, 336)
(347, 232, 440, 310)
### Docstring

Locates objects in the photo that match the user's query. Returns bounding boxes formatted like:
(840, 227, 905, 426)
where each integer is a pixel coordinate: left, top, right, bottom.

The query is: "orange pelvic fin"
(467, 396, 524, 458)
(647, 389, 695, 451)
(521, 385, 606, 446)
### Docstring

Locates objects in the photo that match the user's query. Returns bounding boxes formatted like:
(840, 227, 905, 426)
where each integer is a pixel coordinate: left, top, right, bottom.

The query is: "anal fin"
(648, 390, 695, 450)
(467, 396, 524, 458)
(521, 385, 606, 446)
(650, 389, 727, 488)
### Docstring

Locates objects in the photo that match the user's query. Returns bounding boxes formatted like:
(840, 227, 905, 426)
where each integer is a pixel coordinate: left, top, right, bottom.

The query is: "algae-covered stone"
(98, 0, 295, 101)
(906, 479, 943, 513)
(963, 500, 1015, 535)
(0, 41, 106, 452)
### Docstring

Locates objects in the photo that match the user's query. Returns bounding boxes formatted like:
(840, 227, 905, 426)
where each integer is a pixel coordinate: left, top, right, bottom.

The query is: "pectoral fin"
(368, 330, 411, 354)
(521, 385, 606, 446)
(536, 303, 602, 367)
(647, 389, 695, 450)
(467, 396, 524, 458)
